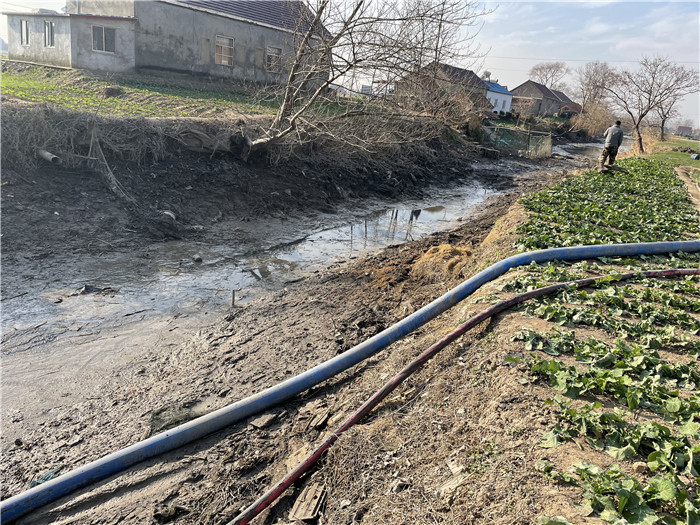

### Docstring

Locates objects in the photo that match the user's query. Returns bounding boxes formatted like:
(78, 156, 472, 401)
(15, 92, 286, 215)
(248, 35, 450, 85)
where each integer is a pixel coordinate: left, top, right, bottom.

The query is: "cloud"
(481, 2, 536, 24)
(608, 5, 699, 62)
(581, 17, 618, 36)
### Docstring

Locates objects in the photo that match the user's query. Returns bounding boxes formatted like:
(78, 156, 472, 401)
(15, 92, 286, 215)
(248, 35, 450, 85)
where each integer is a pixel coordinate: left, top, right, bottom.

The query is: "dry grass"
(0, 102, 243, 173)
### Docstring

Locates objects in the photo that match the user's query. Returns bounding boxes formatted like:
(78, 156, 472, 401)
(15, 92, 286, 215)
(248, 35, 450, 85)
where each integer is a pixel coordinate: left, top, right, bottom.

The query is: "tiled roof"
(483, 80, 512, 96)
(174, 0, 316, 33)
(551, 89, 574, 103)
(528, 80, 558, 100)
(432, 63, 486, 89)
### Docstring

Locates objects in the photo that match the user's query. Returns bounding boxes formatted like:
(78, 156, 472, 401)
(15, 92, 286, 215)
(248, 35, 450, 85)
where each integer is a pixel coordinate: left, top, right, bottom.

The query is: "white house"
(482, 79, 513, 114)
(5, 1, 326, 84)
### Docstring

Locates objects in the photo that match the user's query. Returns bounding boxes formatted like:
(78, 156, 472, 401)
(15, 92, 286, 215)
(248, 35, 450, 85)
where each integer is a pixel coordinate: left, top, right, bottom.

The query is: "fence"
(481, 126, 552, 158)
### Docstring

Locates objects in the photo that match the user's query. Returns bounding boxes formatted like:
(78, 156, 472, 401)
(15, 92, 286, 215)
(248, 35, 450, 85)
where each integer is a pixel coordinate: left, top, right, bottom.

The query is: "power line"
(0, 2, 37, 11)
(487, 55, 699, 65)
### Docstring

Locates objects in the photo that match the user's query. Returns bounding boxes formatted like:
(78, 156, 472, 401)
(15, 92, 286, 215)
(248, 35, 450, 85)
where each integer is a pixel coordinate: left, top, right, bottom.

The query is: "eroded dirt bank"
(1, 128, 586, 523)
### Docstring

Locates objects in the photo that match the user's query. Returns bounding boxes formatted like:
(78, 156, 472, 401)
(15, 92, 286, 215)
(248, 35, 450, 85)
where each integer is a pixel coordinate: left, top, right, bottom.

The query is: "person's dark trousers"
(599, 145, 619, 166)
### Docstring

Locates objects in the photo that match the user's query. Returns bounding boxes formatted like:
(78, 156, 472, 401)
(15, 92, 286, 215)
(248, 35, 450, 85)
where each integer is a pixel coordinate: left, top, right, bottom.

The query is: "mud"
(1, 140, 585, 523)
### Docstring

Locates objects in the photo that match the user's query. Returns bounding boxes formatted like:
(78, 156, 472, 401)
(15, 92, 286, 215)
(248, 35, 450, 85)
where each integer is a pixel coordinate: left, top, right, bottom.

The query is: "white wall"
(486, 91, 512, 114)
(70, 16, 135, 71)
(7, 14, 72, 67)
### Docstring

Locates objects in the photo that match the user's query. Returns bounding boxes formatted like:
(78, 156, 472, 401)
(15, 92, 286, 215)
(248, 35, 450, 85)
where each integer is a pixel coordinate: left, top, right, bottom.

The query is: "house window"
(20, 19, 30, 45)
(92, 25, 116, 53)
(44, 20, 54, 47)
(215, 35, 234, 66)
(266, 46, 282, 73)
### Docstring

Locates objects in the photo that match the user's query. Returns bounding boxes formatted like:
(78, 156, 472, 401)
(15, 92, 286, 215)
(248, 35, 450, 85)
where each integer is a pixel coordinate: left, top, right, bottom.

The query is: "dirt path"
(676, 166, 700, 213)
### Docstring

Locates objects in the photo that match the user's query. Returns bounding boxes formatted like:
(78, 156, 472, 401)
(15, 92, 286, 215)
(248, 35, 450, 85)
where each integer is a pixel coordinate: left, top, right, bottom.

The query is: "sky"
(2, 0, 699, 126)
(472, 0, 700, 126)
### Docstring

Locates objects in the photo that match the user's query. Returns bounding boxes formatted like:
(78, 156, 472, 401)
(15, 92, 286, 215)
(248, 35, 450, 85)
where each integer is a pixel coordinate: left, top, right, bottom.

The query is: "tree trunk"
(659, 118, 666, 141)
(635, 126, 645, 154)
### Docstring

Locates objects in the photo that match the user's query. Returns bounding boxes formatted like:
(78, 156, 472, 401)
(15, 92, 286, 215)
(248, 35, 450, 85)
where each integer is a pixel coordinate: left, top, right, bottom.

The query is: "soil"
(1, 123, 600, 524)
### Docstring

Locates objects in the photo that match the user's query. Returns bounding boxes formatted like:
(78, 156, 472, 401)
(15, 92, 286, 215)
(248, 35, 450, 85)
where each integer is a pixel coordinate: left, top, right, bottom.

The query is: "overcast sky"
(2, 0, 699, 125)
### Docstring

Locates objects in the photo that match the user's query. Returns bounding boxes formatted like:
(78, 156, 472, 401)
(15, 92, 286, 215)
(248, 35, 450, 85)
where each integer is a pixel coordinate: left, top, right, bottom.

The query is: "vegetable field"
(506, 159, 700, 524)
(0, 65, 273, 117)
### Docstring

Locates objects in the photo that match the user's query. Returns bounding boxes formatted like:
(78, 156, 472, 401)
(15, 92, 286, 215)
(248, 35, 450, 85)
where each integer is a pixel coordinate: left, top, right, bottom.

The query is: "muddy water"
(4, 181, 497, 334)
(552, 138, 633, 159)
(1, 177, 499, 423)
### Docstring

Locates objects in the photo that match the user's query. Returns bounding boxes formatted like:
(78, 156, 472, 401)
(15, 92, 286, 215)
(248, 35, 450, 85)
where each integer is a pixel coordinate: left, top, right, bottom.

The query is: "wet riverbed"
(1, 153, 569, 447)
(552, 138, 633, 159)
(1, 167, 508, 424)
(3, 179, 498, 339)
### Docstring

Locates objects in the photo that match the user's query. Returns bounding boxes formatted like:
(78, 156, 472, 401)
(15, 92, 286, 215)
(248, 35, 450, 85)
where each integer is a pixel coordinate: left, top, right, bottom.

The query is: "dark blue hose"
(2, 240, 698, 523)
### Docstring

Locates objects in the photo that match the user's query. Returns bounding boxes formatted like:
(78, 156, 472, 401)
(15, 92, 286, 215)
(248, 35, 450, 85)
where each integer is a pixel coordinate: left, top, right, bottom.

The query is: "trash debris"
(29, 466, 62, 488)
(439, 473, 471, 505)
(153, 504, 190, 523)
(288, 482, 326, 522)
(389, 478, 411, 493)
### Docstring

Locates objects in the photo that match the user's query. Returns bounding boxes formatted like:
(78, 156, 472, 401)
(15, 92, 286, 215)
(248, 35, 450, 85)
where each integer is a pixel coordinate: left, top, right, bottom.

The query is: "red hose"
(228, 268, 700, 525)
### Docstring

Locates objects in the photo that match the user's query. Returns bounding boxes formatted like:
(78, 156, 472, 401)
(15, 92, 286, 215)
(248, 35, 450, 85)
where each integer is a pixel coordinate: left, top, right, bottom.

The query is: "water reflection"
(5, 182, 497, 329)
(344, 205, 453, 252)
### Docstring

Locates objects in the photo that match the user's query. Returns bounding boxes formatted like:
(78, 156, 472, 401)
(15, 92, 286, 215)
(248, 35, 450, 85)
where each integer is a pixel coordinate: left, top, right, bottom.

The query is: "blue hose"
(2, 240, 699, 522)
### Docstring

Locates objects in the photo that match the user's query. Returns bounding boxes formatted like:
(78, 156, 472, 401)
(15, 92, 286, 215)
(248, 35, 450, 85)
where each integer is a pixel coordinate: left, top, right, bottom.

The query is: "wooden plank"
(288, 482, 327, 522)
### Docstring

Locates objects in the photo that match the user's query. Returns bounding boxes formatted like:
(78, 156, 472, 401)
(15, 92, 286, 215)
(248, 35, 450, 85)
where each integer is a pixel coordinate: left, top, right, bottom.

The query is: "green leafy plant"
(516, 159, 700, 251)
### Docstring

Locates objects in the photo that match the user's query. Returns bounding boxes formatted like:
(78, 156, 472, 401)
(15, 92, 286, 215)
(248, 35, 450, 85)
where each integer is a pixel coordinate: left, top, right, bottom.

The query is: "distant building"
(677, 126, 693, 137)
(6, 0, 327, 84)
(550, 89, 581, 117)
(403, 62, 493, 111)
(481, 78, 513, 114)
(511, 80, 561, 116)
(511, 80, 579, 117)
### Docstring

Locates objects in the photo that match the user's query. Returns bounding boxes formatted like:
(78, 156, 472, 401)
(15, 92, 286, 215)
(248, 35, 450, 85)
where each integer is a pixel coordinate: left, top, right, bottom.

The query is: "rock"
(70, 285, 117, 296)
(632, 462, 647, 474)
(249, 413, 277, 429)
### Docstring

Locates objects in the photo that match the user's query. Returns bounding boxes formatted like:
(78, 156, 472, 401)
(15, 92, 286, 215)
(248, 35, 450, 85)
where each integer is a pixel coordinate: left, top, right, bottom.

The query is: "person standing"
(599, 120, 624, 168)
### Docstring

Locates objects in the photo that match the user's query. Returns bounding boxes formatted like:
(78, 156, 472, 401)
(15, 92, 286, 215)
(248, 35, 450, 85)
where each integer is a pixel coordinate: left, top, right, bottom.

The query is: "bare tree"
(239, 0, 489, 160)
(604, 56, 699, 152)
(528, 61, 570, 91)
(573, 61, 613, 112)
(654, 96, 682, 142)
